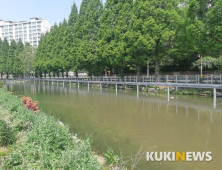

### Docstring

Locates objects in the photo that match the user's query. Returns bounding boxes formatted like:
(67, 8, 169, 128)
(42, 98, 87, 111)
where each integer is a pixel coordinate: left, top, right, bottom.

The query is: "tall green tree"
(13, 38, 24, 77)
(128, 0, 183, 81)
(68, 2, 78, 26)
(0, 38, 3, 78)
(34, 34, 46, 77)
(0, 38, 9, 78)
(77, 0, 103, 76)
(60, 19, 73, 77)
(16, 39, 24, 57)
(19, 43, 36, 77)
(7, 39, 17, 78)
(205, 0, 222, 57)
(71, 0, 92, 76)
(98, 0, 133, 77)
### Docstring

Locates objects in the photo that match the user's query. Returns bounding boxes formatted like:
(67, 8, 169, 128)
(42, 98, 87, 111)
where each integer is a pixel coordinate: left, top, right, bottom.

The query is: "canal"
(6, 81, 222, 170)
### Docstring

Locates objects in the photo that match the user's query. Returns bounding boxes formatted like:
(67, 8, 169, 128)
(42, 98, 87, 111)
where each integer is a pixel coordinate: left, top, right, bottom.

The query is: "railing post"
(130, 76, 131, 82)
(207, 74, 209, 84)
(198, 75, 199, 84)
(150, 75, 151, 83)
(185, 75, 187, 84)
(214, 88, 216, 108)
(220, 74, 221, 84)
(175, 75, 177, 84)
(167, 86, 170, 102)
(137, 85, 139, 98)
(211, 74, 213, 84)
(196, 75, 197, 84)
(166, 75, 168, 83)
(116, 83, 117, 95)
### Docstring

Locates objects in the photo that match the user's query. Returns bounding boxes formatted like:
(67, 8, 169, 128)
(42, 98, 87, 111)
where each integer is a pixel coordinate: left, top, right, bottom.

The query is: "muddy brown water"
(6, 82, 222, 170)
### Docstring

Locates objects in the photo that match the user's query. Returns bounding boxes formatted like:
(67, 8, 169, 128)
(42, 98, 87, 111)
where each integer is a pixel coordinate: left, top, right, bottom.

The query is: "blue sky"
(0, 0, 106, 26)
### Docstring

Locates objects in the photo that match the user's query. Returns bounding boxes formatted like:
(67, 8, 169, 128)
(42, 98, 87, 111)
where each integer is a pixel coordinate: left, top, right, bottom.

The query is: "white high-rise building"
(0, 17, 51, 47)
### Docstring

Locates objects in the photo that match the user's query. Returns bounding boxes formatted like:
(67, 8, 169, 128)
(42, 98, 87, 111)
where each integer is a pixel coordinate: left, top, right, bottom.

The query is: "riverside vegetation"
(85, 83, 213, 97)
(0, 88, 101, 169)
(142, 86, 213, 96)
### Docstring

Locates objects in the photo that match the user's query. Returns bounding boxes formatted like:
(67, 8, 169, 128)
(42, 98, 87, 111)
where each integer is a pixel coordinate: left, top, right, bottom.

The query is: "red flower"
(21, 96, 39, 114)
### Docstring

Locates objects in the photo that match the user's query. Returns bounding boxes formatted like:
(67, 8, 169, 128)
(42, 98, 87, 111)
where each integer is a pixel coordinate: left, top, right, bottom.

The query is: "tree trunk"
(155, 60, 159, 82)
(105, 67, 107, 78)
(49, 72, 51, 79)
(136, 66, 141, 82)
(147, 58, 149, 78)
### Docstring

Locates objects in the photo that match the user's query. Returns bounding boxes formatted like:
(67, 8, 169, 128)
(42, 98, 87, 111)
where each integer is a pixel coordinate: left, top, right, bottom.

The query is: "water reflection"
(5, 81, 222, 170)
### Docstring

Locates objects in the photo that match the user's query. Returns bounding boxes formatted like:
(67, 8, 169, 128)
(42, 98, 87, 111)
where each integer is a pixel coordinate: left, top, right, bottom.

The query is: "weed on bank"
(0, 88, 100, 170)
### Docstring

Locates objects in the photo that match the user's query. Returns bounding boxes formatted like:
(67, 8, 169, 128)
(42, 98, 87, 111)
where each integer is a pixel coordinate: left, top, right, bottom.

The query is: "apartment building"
(0, 17, 51, 47)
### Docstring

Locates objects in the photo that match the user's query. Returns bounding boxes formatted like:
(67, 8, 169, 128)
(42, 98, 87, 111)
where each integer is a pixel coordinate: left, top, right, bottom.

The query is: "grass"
(174, 88, 213, 96)
(0, 88, 101, 170)
(0, 147, 8, 158)
(0, 82, 3, 88)
(140, 85, 213, 97)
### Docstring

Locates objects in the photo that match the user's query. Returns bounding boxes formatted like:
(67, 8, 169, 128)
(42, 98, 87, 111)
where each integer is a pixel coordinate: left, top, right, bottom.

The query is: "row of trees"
(0, 38, 36, 78)
(34, 0, 222, 80)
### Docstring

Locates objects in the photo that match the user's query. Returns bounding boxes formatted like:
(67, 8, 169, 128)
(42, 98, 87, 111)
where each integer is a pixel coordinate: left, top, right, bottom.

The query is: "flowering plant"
(21, 96, 38, 113)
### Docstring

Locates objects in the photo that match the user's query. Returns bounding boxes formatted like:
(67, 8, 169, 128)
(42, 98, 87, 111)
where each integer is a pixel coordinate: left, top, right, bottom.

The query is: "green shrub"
(104, 148, 119, 166)
(0, 82, 3, 88)
(0, 119, 16, 146)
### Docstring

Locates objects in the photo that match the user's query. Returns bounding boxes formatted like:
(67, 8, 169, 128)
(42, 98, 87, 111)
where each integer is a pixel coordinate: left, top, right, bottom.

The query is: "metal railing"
(33, 74, 222, 85)
(2, 74, 222, 85)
